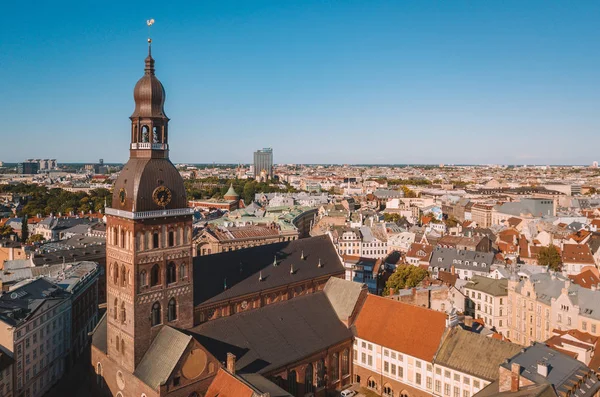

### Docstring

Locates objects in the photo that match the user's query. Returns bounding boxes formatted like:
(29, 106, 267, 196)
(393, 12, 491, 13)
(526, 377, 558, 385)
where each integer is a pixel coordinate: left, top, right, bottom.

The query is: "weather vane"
(147, 18, 155, 44)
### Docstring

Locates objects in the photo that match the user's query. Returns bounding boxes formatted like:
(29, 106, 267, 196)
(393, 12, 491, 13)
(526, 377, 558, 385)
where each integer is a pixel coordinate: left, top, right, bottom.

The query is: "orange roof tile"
(353, 295, 447, 362)
(568, 269, 600, 289)
(562, 244, 595, 265)
(205, 369, 254, 397)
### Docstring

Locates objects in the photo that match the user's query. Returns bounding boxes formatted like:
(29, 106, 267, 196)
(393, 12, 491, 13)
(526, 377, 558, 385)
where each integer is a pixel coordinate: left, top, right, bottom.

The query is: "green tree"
(537, 245, 562, 271)
(444, 216, 459, 228)
(383, 265, 429, 296)
(400, 186, 417, 198)
(27, 234, 45, 244)
(0, 224, 14, 238)
(21, 215, 29, 243)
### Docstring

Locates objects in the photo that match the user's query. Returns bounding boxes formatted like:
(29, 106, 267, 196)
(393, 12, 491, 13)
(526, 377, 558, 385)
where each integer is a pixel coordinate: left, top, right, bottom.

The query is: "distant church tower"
(104, 36, 194, 373)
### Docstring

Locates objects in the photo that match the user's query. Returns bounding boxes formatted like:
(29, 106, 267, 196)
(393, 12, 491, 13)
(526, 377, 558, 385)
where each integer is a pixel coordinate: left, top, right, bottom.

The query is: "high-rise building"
(253, 147, 273, 181)
(17, 160, 39, 174)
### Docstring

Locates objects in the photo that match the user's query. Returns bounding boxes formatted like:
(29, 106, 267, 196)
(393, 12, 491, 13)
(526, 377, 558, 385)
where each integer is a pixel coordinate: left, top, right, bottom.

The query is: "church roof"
(224, 184, 239, 199)
(193, 235, 344, 306)
(188, 291, 353, 374)
(134, 326, 192, 390)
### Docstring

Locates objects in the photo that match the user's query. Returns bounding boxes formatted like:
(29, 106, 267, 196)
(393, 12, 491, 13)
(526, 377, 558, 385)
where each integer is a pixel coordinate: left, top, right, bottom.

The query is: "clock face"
(152, 186, 172, 207)
(119, 188, 127, 205)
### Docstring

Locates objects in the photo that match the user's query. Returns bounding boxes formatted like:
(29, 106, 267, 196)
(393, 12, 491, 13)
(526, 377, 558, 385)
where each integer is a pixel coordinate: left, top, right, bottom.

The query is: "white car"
(341, 390, 357, 397)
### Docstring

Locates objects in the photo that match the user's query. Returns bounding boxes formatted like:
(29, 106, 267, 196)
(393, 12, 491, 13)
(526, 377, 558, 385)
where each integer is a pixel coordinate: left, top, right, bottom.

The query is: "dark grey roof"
(239, 373, 293, 397)
(32, 237, 105, 266)
(91, 313, 107, 354)
(193, 235, 344, 306)
(134, 326, 192, 390)
(502, 343, 600, 397)
(187, 291, 353, 375)
(0, 278, 69, 326)
(430, 247, 495, 273)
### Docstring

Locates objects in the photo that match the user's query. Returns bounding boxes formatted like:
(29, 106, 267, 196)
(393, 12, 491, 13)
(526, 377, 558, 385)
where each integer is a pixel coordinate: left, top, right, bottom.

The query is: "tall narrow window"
(151, 302, 161, 326)
(120, 302, 126, 323)
(113, 263, 118, 285)
(288, 371, 298, 395)
(113, 298, 118, 320)
(121, 265, 127, 287)
(168, 231, 174, 247)
(153, 232, 159, 249)
(179, 263, 186, 281)
(142, 125, 149, 142)
(342, 349, 350, 376)
(168, 298, 177, 321)
(140, 270, 148, 288)
(305, 363, 314, 393)
(316, 359, 325, 388)
(331, 352, 340, 381)
(167, 262, 176, 284)
(120, 230, 125, 248)
(115, 335, 120, 352)
(151, 264, 160, 286)
(121, 339, 125, 354)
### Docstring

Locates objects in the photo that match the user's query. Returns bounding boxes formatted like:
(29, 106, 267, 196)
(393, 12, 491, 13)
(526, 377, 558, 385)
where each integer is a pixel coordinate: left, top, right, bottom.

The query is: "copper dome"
(131, 54, 168, 119)
(112, 158, 187, 213)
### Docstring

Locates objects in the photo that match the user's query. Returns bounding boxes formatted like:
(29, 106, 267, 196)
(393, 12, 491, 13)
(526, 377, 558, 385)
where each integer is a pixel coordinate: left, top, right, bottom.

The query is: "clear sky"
(2, 1, 600, 165)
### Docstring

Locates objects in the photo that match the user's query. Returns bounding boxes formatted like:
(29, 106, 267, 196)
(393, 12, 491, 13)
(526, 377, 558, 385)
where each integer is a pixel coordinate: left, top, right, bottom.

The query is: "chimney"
(511, 363, 521, 392)
(389, 287, 395, 296)
(537, 362, 548, 377)
(451, 265, 456, 275)
(227, 353, 236, 374)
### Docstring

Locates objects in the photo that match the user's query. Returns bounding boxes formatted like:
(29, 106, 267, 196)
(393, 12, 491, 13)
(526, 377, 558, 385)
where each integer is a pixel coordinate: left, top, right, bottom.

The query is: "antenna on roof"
(290, 264, 295, 274)
(273, 255, 278, 267)
(318, 258, 323, 268)
(258, 271, 264, 282)
(300, 250, 305, 260)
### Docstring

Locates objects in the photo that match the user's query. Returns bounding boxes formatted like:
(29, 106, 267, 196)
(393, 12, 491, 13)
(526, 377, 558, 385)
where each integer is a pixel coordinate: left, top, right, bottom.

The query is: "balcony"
(130, 143, 168, 150)
(105, 207, 194, 220)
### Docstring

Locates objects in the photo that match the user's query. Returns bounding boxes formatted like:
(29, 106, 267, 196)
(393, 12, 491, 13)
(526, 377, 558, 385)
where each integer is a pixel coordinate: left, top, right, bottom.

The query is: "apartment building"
(506, 272, 600, 346)
(352, 295, 448, 397)
(0, 352, 13, 397)
(0, 279, 71, 397)
(464, 276, 509, 336)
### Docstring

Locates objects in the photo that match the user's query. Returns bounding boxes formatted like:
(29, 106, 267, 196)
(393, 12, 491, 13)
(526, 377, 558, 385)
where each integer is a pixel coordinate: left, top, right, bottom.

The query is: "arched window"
(120, 302, 126, 323)
(112, 263, 118, 285)
(115, 335, 120, 352)
(151, 302, 161, 326)
(368, 378, 377, 390)
(153, 232, 160, 249)
(153, 126, 159, 143)
(167, 262, 176, 284)
(331, 352, 340, 382)
(142, 125, 149, 142)
(342, 349, 350, 376)
(120, 229, 125, 248)
(151, 264, 160, 286)
(121, 265, 127, 287)
(168, 298, 177, 322)
(383, 385, 394, 397)
(400, 390, 410, 397)
(288, 370, 298, 395)
(168, 230, 174, 247)
(316, 359, 326, 388)
(113, 298, 118, 321)
(140, 270, 148, 288)
(305, 363, 314, 393)
(179, 263, 186, 280)
(96, 362, 103, 386)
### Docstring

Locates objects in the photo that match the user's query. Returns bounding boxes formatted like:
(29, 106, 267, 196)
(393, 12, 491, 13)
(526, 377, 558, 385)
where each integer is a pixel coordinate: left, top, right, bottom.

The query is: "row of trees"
(185, 178, 297, 204)
(0, 184, 112, 217)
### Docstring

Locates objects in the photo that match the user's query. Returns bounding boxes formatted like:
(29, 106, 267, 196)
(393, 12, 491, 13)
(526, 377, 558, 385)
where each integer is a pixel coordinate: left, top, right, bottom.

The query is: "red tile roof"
(353, 294, 447, 362)
(205, 368, 254, 397)
(562, 244, 595, 265)
(568, 269, 600, 289)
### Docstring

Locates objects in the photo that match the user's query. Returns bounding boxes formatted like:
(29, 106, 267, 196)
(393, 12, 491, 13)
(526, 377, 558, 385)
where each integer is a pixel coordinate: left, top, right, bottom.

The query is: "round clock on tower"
(103, 35, 195, 374)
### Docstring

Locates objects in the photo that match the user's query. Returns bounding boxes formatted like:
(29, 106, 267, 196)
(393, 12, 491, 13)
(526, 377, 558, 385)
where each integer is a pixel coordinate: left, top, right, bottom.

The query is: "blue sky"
(2, 1, 600, 165)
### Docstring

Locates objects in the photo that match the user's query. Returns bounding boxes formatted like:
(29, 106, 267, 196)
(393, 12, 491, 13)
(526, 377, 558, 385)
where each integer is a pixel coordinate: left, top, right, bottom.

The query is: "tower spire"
(145, 19, 155, 75)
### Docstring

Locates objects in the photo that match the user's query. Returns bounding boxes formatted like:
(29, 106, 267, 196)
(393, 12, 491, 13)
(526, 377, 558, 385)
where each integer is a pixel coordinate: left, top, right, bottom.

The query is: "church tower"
(104, 37, 194, 373)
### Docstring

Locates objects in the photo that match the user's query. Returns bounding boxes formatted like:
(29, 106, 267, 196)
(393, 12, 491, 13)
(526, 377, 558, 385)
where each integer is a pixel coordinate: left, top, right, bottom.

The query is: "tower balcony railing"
(106, 207, 194, 220)
(131, 143, 169, 150)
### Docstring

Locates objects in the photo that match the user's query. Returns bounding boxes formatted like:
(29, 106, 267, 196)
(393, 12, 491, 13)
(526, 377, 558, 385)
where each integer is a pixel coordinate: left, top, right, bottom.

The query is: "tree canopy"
(537, 245, 562, 271)
(383, 265, 429, 296)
